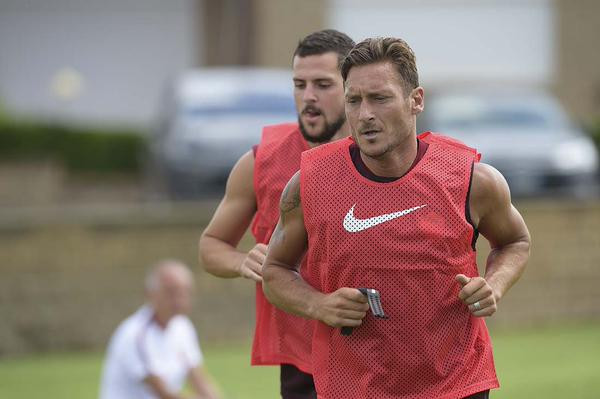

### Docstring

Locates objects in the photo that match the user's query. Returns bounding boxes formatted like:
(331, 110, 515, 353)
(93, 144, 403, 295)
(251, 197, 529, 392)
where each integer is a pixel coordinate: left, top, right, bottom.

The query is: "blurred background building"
(3, 0, 598, 201)
(1, 0, 599, 126)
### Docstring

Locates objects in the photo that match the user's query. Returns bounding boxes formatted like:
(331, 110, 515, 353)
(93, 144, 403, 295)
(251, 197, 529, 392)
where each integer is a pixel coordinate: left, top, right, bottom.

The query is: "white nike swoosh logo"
(343, 204, 427, 233)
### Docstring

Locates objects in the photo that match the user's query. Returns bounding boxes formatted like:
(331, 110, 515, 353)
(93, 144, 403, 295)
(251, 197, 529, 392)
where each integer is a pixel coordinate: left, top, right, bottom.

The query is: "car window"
(437, 108, 550, 130)
(428, 94, 569, 132)
(174, 112, 297, 141)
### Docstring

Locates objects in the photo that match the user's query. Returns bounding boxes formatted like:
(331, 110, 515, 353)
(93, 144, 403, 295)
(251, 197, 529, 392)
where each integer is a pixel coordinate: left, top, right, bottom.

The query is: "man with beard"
(199, 30, 355, 398)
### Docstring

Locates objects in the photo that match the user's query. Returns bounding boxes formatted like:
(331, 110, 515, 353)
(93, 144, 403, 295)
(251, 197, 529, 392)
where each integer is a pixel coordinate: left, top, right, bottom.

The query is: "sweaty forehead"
(293, 52, 340, 81)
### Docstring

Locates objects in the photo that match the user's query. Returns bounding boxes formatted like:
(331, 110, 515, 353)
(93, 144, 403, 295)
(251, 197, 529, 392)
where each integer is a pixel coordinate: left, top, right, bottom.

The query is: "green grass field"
(1, 323, 599, 398)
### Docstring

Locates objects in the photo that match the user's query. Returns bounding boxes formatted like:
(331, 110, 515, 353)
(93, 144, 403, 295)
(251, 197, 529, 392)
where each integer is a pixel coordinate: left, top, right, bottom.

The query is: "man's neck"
(359, 134, 418, 178)
(152, 311, 172, 329)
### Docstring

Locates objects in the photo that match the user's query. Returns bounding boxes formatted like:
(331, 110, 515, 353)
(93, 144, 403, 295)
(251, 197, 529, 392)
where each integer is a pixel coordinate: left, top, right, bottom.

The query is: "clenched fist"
(238, 244, 268, 282)
(313, 287, 370, 328)
(456, 274, 498, 317)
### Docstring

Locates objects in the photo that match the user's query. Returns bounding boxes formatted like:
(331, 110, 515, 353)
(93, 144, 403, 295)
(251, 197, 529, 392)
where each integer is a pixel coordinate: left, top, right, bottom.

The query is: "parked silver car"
(149, 68, 296, 198)
(418, 87, 599, 197)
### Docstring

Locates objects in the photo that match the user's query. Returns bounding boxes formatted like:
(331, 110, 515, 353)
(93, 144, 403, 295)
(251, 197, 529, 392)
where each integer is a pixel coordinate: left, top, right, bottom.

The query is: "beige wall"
(201, 0, 255, 65)
(1, 201, 599, 355)
(0, 203, 256, 355)
(199, 0, 327, 67)
(555, 0, 600, 124)
(251, 0, 326, 67)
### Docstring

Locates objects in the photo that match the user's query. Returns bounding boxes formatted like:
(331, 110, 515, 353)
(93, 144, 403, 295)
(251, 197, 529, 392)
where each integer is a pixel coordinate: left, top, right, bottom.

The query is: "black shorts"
(280, 364, 316, 399)
(465, 390, 490, 399)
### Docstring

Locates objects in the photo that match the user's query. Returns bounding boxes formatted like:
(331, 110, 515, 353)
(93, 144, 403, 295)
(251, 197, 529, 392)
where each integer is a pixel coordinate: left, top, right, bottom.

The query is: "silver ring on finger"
(473, 301, 481, 311)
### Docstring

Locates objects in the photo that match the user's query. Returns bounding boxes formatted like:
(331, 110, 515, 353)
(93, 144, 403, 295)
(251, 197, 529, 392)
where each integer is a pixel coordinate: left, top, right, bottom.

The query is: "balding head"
(145, 260, 194, 327)
(145, 259, 193, 292)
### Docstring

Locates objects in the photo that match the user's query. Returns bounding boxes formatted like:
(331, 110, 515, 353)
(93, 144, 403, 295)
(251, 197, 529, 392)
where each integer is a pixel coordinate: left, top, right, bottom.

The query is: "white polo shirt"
(99, 306, 203, 399)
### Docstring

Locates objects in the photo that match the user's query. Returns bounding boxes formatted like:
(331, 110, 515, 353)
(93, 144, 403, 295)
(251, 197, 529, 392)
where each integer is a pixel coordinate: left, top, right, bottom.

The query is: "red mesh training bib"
(250, 123, 313, 373)
(300, 133, 498, 398)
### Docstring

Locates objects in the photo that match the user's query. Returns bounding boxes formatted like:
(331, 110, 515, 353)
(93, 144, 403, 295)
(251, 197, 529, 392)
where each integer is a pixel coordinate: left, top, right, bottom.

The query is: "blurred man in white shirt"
(99, 260, 220, 399)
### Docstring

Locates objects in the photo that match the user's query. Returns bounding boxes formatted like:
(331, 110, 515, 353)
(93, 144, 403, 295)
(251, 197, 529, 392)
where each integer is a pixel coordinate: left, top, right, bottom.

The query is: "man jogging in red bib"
(263, 37, 531, 399)
(199, 30, 355, 398)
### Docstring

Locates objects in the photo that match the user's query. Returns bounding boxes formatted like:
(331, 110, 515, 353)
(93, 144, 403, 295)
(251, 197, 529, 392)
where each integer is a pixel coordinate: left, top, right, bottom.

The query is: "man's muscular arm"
(199, 150, 266, 281)
(456, 162, 531, 317)
(263, 172, 369, 327)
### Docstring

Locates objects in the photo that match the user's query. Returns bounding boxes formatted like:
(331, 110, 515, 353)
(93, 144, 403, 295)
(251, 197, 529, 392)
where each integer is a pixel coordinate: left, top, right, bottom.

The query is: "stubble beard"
(298, 112, 346, 144)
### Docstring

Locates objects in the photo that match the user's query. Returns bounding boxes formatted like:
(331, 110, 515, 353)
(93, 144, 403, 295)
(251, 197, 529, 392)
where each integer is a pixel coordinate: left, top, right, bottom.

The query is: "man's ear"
(411, 87, 425, 115)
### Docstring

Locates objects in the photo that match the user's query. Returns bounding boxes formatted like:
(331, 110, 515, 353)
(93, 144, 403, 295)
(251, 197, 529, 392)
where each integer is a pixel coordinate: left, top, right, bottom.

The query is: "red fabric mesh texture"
(251, 123, 314, 373)
(300, 134, 498, 398)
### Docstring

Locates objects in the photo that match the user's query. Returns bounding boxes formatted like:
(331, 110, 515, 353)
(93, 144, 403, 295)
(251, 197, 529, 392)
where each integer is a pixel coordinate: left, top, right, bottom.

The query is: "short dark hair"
(341, 37, 419, 93)
(293, 29, 355, 69)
